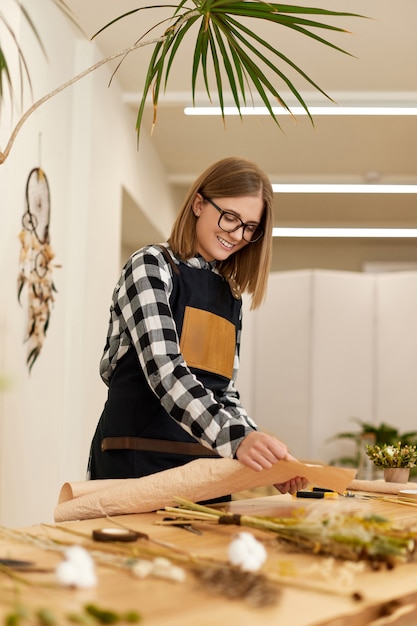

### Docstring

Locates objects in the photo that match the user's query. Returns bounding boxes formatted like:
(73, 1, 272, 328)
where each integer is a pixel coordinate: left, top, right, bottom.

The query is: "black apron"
(88, 248, 241, 484)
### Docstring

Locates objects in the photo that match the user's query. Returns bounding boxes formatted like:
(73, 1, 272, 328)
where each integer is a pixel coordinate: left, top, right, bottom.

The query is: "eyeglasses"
(201, 194, 264, 243)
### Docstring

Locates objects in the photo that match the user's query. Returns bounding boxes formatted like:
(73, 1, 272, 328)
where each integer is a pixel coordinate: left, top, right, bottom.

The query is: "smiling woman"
(88, 155, 309, 498)
(192, 194, 264, 262)
(200, 195, 265, 243)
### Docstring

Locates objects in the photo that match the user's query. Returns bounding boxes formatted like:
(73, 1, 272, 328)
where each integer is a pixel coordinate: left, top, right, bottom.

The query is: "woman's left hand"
(273, 476, 309, 495)
(274, 452, 309, 494)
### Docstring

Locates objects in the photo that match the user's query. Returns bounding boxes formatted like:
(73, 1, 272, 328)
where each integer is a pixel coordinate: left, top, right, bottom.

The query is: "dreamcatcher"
(17, 167, 58, 371)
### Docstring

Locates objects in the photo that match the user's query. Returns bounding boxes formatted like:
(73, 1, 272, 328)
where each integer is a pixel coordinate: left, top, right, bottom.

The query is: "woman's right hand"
(236, 432, 309, 494)
(235, 431, 290, 471)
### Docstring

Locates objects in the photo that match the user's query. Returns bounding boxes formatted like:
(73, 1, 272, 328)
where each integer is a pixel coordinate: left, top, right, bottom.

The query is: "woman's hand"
(273, 476, 309, 494)
(236, 432, 309, 495)
(235, 431, 289, 471)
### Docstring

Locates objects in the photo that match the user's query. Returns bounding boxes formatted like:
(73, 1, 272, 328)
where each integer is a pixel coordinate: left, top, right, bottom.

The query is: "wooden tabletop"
(1, 492, 417, 625)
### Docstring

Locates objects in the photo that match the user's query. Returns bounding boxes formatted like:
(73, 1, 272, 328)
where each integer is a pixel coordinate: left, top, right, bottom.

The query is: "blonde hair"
(168, 156, 273, 309)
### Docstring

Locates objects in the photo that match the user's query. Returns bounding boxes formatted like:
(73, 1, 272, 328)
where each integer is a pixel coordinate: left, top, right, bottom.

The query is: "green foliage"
(69, 605, 142, 625)
(328, 417, 417, 468)
(93, 2, 364, 138)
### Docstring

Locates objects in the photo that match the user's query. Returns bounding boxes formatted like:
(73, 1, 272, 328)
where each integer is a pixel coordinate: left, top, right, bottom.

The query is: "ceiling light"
(184, 106, 417, 116)
(273, 228, 417, 238)
(272, 184, 417, 193)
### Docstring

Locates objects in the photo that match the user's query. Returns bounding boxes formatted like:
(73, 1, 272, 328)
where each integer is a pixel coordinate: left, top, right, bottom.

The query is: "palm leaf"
(208, 28, 226, 122)
(150, 34, 176, 124)
(212, 22, 241, 117)
(0, 48, 12, 105)
(0, 7, 39, 109)
(0, 0, 82, 113)
(214, 16, 301, 119)
(192, 22, 211, 104)
(227, 36, 247, 105)
(208, 16, 284, 124)
(93, 1, 363, 139)
(136, 40, 165, 133)
(165, 14, 199, 91)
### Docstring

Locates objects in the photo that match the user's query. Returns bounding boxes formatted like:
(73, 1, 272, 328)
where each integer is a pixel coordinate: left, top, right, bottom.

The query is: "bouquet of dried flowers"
(159, 497, 417, 568)
(366, 441, 417, 468)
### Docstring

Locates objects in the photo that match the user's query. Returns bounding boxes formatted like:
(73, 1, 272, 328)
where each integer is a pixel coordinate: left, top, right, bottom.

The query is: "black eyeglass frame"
(200, 194, 264, 243)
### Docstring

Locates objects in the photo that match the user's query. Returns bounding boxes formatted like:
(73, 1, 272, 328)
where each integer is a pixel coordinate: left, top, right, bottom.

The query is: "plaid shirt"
(99, 244, 258, 458)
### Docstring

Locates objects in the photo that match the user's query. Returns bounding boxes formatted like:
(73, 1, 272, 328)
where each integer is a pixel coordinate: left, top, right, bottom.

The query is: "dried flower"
(56, 545, 97, 588)
(366, 441, 417, 468)
(131, 556, 185, 582)
(228, 532, 267, 572)
(192, 563, 279, 607)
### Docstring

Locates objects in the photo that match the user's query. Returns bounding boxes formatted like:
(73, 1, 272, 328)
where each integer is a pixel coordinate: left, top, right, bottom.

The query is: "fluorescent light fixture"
(184, 106, 417, 116)
(272, 184, 417, 193)
(273, 227, 417, 238)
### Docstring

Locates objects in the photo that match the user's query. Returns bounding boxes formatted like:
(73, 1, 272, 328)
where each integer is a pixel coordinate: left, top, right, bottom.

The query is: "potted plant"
(365, 441, 417, 483)
(327, 418, 417, 480)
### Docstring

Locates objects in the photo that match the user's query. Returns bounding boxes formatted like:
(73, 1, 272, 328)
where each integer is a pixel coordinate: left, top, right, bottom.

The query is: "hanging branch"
(0, 36, 164, 165)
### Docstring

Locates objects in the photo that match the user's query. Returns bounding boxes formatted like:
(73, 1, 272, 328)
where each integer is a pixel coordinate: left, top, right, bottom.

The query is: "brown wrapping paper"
(55, 457, 356, 522)
(347, 478, 417, 494)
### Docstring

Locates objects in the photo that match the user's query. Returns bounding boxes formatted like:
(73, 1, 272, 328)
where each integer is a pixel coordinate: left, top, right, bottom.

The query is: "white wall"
(0, 0, 176, 527)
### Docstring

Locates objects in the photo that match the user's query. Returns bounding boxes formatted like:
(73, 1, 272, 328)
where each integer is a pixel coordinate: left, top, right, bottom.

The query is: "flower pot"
(383, 468, 410, 483)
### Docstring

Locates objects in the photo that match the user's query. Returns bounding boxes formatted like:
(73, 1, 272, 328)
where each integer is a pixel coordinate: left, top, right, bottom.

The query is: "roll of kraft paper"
(55, 458, 356, 522)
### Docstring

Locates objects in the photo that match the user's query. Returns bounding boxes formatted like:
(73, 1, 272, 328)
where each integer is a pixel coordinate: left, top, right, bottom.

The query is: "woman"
(89, 157, 307, 495)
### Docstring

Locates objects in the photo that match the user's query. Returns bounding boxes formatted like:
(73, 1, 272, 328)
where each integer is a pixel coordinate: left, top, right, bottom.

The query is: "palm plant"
(0, 1, 363, 163)
(95, 2, 363, 138)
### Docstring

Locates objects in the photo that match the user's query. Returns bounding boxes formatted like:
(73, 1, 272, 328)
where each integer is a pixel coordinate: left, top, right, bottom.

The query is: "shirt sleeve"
(100, 245, 258, 458)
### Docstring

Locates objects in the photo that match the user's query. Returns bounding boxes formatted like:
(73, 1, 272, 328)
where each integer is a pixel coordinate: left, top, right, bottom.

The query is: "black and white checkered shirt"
(99, 244, 258, 458)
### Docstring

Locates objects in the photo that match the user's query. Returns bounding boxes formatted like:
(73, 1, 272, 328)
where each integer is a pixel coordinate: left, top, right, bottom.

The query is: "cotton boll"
(131, 559, 154, 579)
(56, 545, 97, 588)
(152, 557, 186, 582)
(56, 560, 78, 586)
(131, 557, 186, 582)
(228, 532, 267, 572)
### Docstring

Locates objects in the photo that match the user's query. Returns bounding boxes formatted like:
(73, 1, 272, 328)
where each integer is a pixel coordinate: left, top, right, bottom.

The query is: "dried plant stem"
(162, 497, 417, 565)
(381, 497, 417, 508)
(1, 519, 366, 602)
(267, 571, 362, 600)
(362, 495, 417, 508)
(166, 498, 296, 534)
(102, 514, 202, 557)
(0, 564, 37, 587)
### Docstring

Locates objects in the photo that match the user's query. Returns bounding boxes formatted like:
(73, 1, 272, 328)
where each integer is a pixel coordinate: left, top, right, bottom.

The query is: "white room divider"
(238, 270, 417, 465)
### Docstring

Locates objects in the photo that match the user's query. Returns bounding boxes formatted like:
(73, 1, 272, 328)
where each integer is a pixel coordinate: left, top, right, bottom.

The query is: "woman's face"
(192, 193, 264, 262)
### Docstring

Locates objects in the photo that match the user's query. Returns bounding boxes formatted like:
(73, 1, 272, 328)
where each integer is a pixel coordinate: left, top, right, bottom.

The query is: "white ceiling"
(65, 1, 417, 241)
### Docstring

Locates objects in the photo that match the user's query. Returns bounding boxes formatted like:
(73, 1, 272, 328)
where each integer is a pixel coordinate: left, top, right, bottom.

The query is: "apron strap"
(101, 436, 220, 457)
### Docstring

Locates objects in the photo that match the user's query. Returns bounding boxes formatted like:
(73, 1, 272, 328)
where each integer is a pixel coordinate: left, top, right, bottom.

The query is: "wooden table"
(1, 493, 417, 625)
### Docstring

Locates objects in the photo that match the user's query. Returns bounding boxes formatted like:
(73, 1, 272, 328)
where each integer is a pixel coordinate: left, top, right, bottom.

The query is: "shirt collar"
(186, 253, 217, 271)
(164, 244, 218, 271)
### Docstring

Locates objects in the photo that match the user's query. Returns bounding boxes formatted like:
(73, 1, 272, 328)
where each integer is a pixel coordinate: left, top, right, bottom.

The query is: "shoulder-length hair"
(168, 156, 273, 309)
